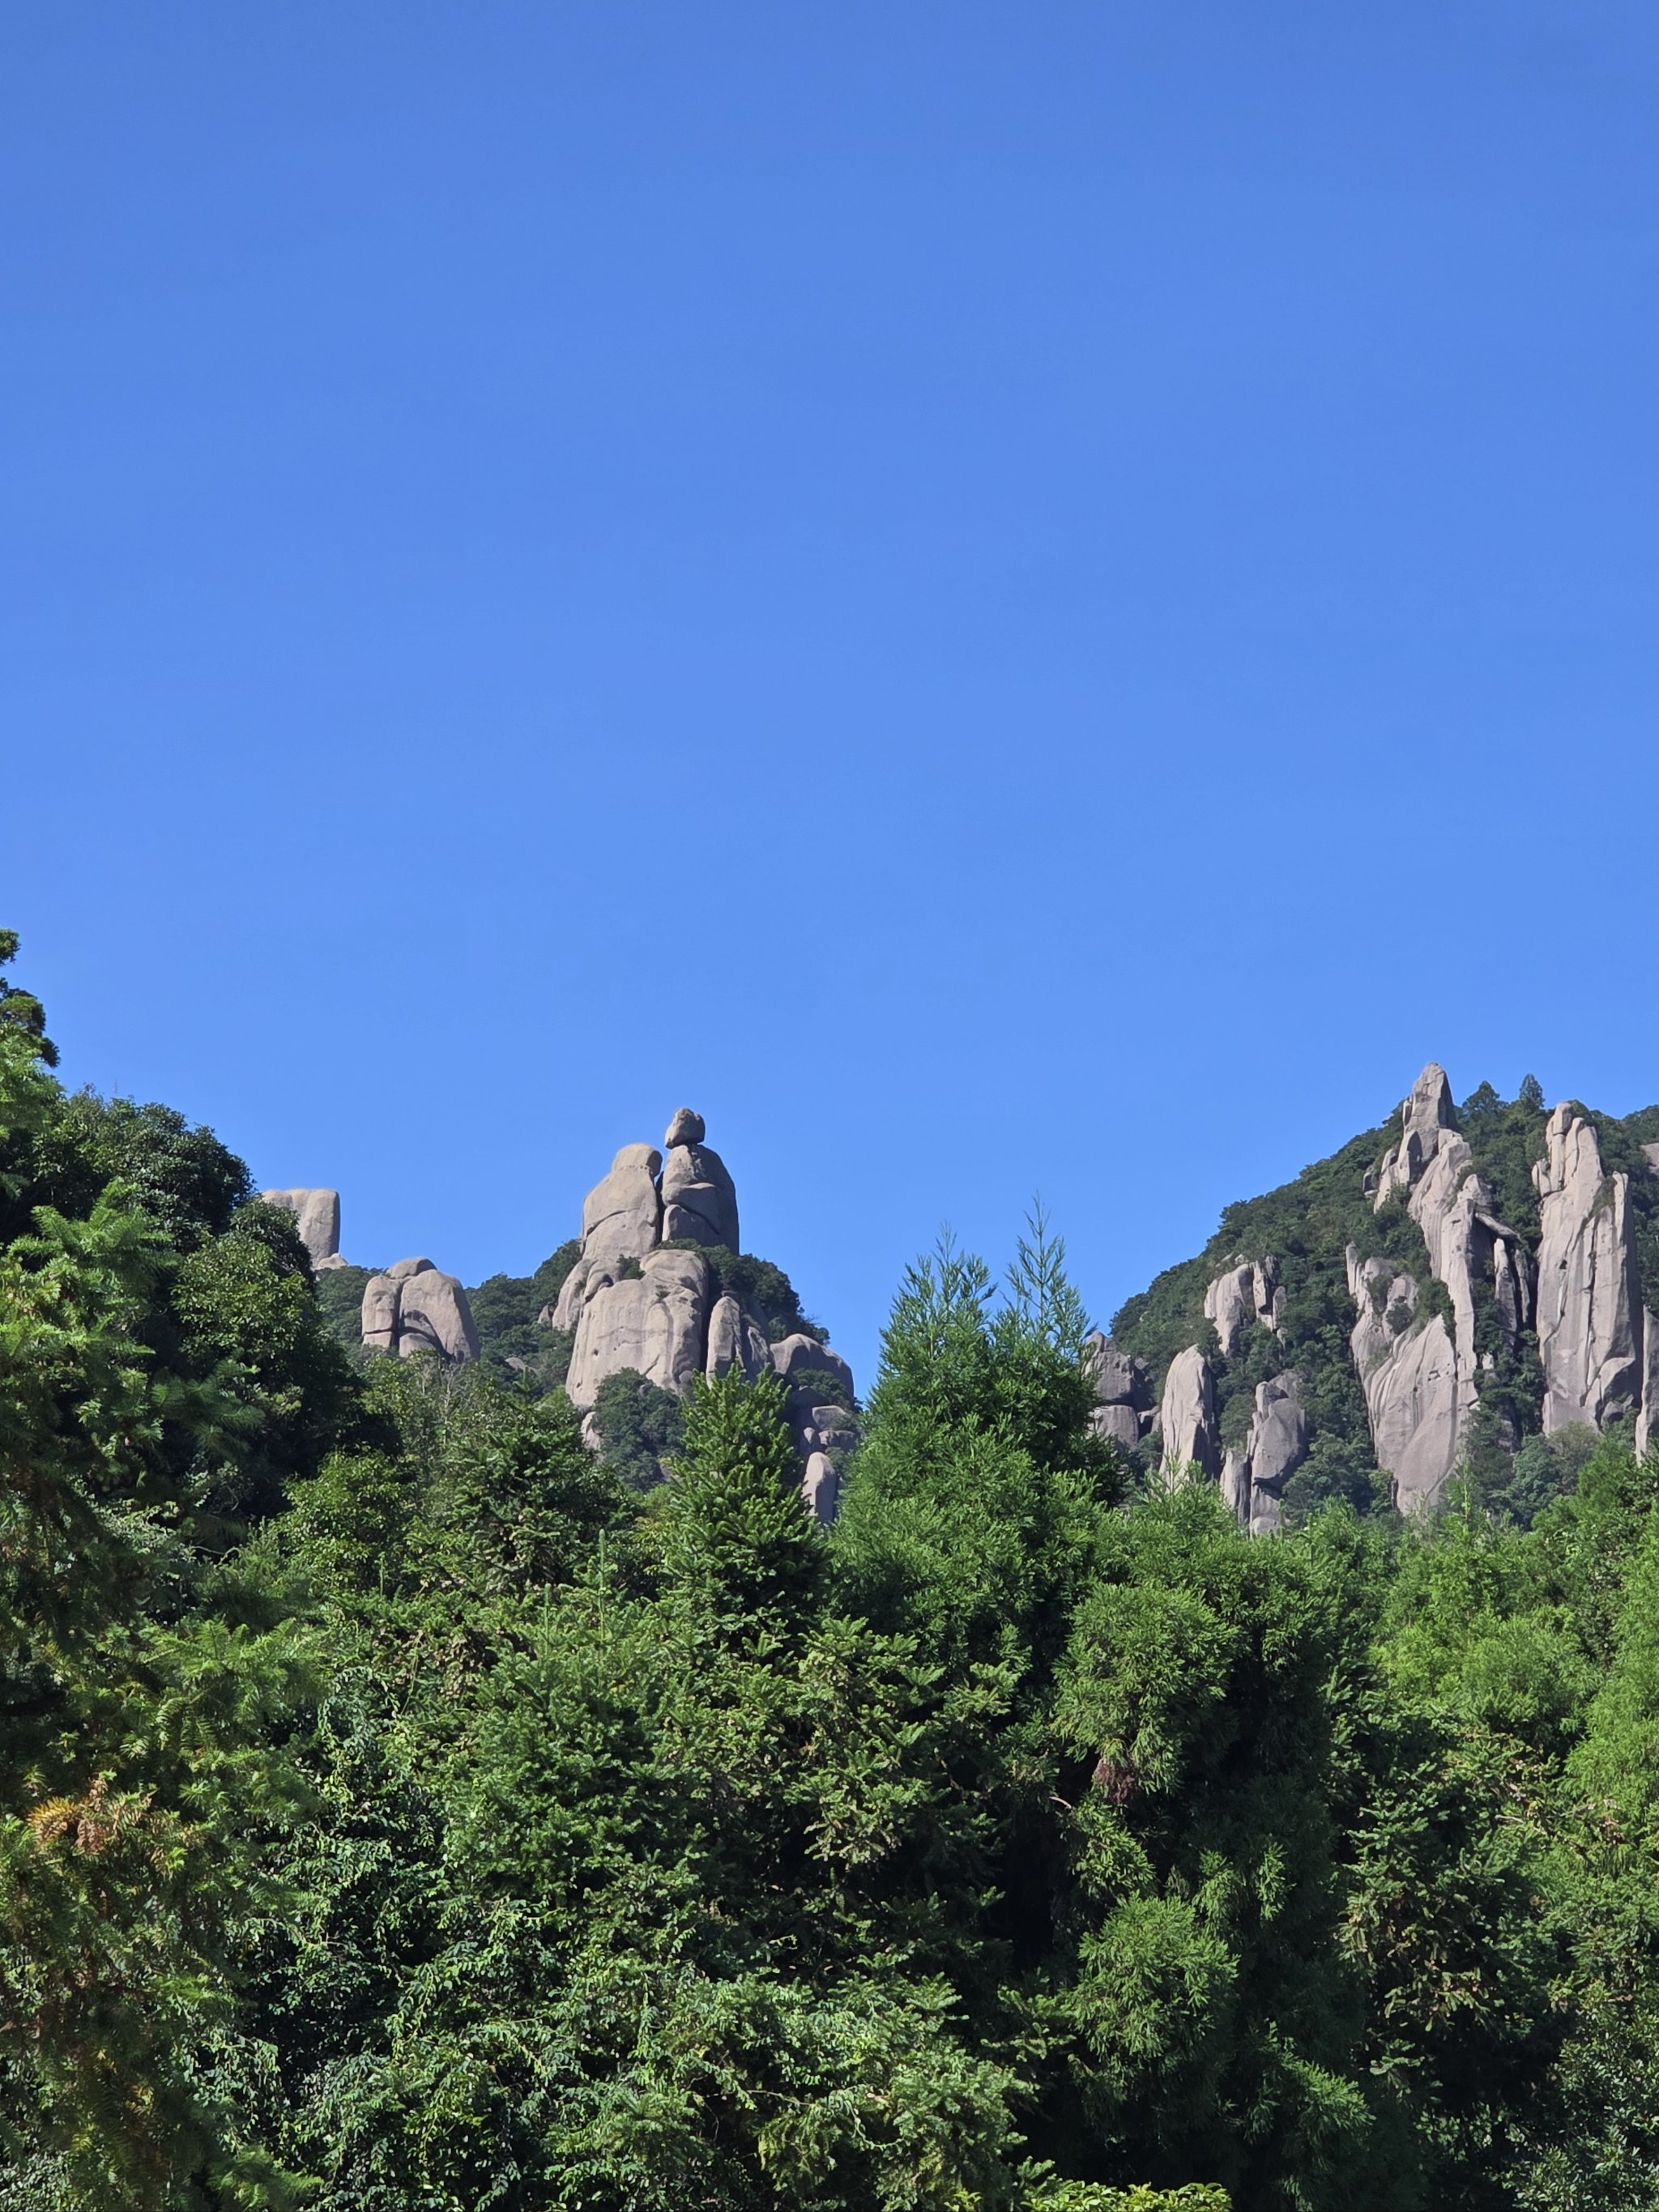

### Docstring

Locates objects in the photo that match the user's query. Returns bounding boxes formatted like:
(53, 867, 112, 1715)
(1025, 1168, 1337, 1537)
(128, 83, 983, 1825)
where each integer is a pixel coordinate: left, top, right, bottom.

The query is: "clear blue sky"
(6, 2, 1659, 1388)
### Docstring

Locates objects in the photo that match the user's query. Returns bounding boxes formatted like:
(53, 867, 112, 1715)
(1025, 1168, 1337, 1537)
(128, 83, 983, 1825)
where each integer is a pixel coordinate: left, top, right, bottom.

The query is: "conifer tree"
(659, 1366, 824, 1644)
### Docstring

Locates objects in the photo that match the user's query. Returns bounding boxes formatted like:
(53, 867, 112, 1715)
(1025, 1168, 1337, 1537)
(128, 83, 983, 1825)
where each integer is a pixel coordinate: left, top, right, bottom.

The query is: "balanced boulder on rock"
(552, 1112, 857, 1522)
(1084, 1331, 1151, 1451)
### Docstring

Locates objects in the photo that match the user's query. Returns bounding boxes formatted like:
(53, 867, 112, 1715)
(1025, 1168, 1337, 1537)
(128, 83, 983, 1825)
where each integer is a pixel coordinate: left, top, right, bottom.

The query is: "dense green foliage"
(467, 1243, 582, 1390)
(310, 1262, 375, 1356)
(588, 1363, 686, 1485)
(661, 1242, 826, 1345)
(0, 942, 343, 2207)
(11, 933, 1659, 2210)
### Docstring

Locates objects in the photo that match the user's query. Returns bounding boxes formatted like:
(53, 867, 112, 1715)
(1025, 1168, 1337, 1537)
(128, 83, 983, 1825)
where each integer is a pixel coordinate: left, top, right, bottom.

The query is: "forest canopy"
(5, 931, 1659, 2211)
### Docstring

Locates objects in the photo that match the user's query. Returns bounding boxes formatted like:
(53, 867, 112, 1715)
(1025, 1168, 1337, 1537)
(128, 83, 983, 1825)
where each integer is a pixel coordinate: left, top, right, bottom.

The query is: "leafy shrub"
(1032, 2189, 1230, 2211)
(467, 1238, 582, 1390)
(663, 1240, 825, 1341)
(312, 1259, 375, 1349)
(590, 1365, 686, 1488)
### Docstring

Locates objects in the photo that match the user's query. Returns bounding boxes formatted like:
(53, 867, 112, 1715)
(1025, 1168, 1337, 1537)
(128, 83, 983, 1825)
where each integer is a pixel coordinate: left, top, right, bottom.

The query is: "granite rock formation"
(563, 1246, 711, 1407)
(1221, 1373, 1308, 1537)
(553, 1112, 856, 1519)
(1158, 1345, 1220, 1485)
(1344, 1063, 1541, 1509)
(579, 1143, 665, 1272)
(362, 1256, 479, 1363)
(1084, 1332, 1152, 1451)
(261, 1187, 348, 1271)
(1638, 1310, 1659, 1460)
(1533, 1104, 1644, 1434)
(1203, 1259, 1282, 1357)
(661, 1140, 739, 1250)
(1346, 1251, 1459, 1511)
(1115, 1059, 1658, 1533)
(706, 1294, 772, 1383)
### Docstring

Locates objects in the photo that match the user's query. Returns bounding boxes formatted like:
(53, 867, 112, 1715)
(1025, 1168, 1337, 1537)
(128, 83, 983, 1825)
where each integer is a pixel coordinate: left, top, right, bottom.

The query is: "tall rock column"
(1351, 1063, 1534, 1510)
(1202, 1259, 1281, 1358)
(1221, 1373, 1308, 1537)
(1346, 1249, 1459, 1511)
(1636, 1311, 1659, 1458)
(1158, 1346, 1220, 1487)
(1533, 1105, 1644, 1434)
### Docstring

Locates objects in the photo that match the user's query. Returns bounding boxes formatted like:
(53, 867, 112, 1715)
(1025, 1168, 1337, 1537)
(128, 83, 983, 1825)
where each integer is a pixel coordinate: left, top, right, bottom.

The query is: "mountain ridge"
(1099, 1063, 1659, 1530)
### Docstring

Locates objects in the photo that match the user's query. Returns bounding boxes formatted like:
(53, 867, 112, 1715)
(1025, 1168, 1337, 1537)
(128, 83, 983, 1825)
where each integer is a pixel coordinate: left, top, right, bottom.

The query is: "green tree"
(0, 968, 308, 2207)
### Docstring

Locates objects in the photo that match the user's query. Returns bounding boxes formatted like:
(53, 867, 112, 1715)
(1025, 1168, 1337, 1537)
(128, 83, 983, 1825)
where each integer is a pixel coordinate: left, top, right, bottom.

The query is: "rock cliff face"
(563, 1245, 712, 1406)
(1158, 1345, 1220, 1485)
(1084, 1332, 1151, 1451)
(1221, 1374, 1308, 1537)
(1345, 1252, 1459, 1512)
(1203, 1259, 1281, 1357)
(1346, 1063, 1535, 1506)
(261, 1187, 348, 1270)
(1639, 1311, 1659, 1460)
(554, 1112, 857, 1519)
(361, 1256, 480, 1362)
(578, 1144, 664, 1273)
(1533, 1105, 1644, 1434)
(1107, 1061, 1659, 1532)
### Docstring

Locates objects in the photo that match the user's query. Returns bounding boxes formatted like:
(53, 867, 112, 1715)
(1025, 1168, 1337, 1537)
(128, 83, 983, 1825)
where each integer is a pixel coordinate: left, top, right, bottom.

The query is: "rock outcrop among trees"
(552, 1111, 858, 1516)
(22, 914, 1659, 2210)
(1105, 1061, 1659, 1530)
(1220, 1371, 1308, 1536)
(1157, 1344, 1220, 1482)
(273, 1110, 857, 1511)
(267, 1063, 1659, 1541)
(259, 1184, 348, 1268)
(361, 1255, 480, 1362)
(1533, 1100, 1646, 1432)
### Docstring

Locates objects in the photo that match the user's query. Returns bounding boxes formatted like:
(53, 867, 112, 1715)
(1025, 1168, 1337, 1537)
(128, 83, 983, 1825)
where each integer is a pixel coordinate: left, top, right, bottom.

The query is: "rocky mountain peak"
(553, 1113, 854, 1519)
(1372, 1061, 1456, 1208)
(1101, 1061, 1659, 1532)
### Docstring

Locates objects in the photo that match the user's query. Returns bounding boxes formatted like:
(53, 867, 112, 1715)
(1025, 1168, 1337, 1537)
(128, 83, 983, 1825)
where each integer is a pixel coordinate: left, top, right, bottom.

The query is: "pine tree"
(659, 1365, 823, 1644)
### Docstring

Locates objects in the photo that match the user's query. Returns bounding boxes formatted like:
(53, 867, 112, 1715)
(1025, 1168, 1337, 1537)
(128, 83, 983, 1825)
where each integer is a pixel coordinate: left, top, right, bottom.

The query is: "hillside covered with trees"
(10, 929, 1659, 2211)
(1105, 1067, 1659, 1533)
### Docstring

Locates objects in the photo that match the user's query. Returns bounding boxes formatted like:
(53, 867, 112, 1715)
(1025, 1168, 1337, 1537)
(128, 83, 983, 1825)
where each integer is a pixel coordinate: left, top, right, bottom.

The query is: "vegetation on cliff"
(1110, 1076, 1659, 1527)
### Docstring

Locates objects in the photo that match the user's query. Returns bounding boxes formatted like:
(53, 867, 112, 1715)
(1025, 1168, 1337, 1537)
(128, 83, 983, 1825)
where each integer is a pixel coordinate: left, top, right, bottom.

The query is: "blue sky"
(6, 2, 1659, 1388)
